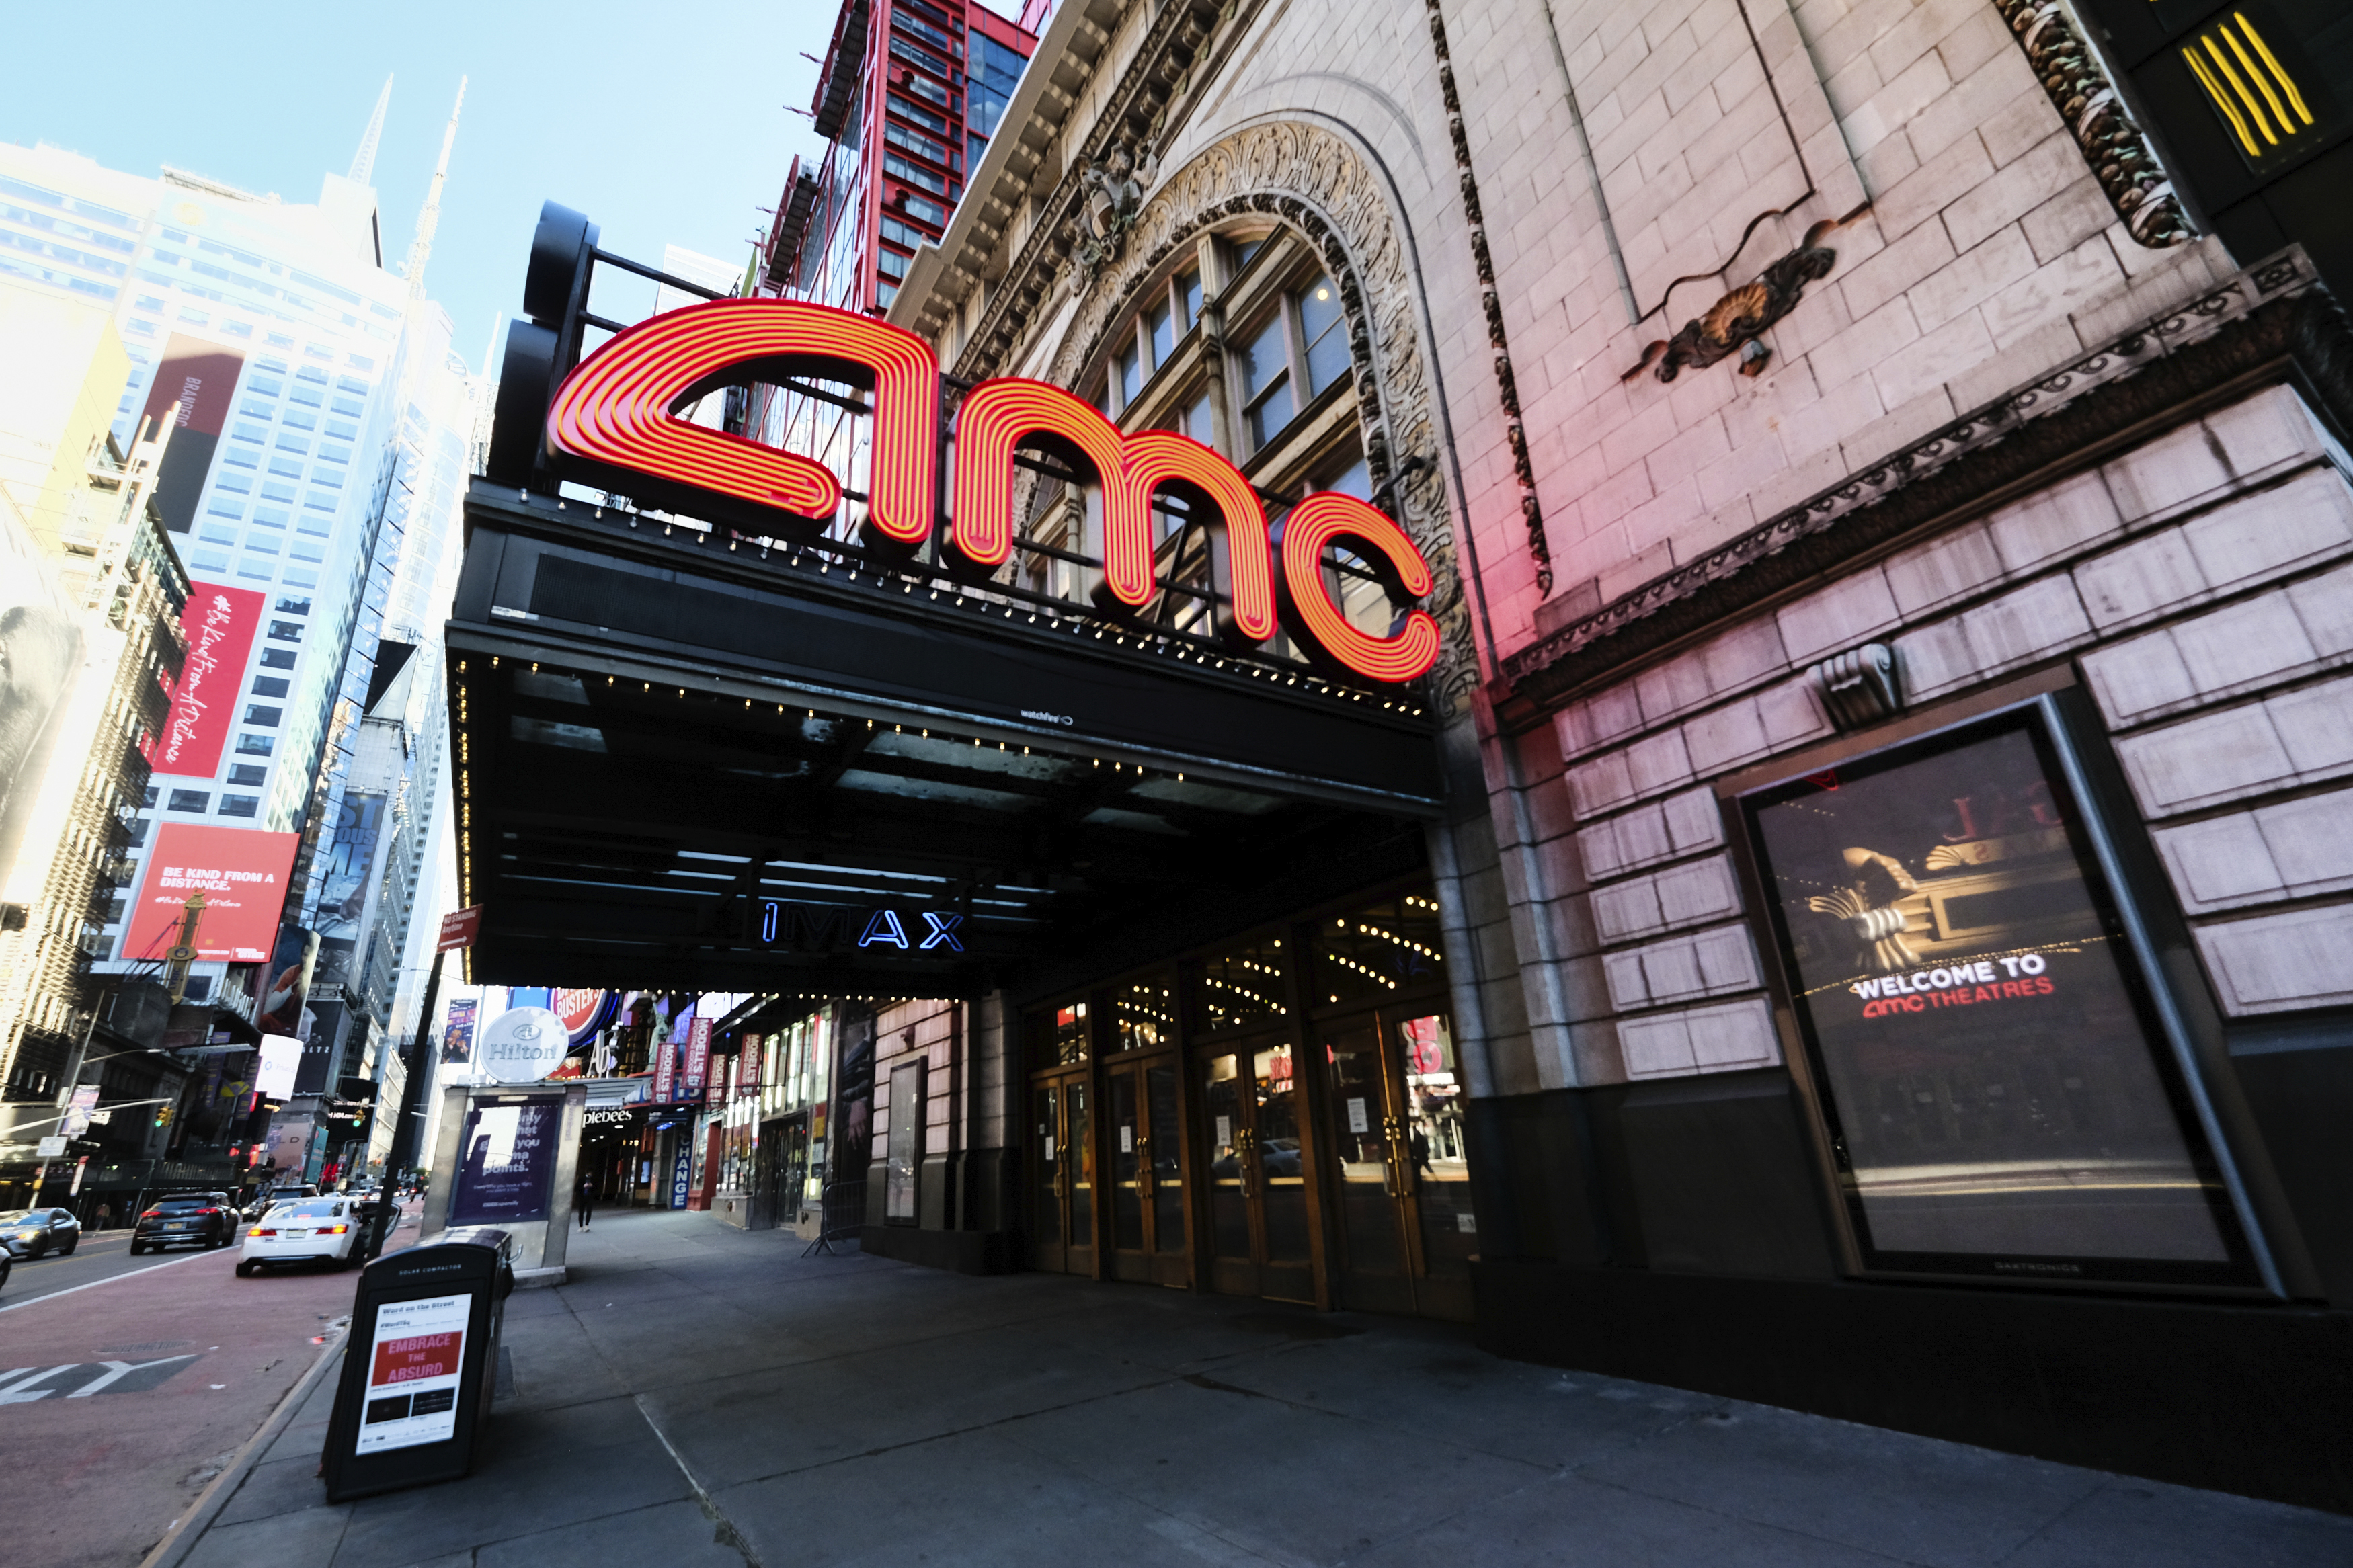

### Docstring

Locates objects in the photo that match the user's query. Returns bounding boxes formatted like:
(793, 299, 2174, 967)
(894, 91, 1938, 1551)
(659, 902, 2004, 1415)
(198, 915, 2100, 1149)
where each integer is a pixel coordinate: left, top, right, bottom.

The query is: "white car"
(236, 1197, 362, 1274)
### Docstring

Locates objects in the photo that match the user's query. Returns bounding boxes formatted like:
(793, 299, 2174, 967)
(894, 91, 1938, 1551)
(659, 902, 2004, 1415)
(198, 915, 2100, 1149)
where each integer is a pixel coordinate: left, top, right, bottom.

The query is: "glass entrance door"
(1105, 1059, 1189, 1286)
(1311, 1009, 1474, 1319)
(1031, 1074, 1096, 1276)
(1200, 1037, 1316, 1303)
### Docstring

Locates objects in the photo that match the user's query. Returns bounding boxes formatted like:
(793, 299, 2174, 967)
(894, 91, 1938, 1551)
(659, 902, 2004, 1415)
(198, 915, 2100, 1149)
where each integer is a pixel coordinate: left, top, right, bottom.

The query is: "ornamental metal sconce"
(1624, 204, 1872, 384)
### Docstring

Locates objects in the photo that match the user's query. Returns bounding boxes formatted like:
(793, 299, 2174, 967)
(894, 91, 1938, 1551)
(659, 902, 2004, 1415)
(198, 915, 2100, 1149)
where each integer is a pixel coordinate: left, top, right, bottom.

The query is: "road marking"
(69, 1355, 198, 1397)
(0, 1246, 217, 1314)
(0, 1364, 80, 1403)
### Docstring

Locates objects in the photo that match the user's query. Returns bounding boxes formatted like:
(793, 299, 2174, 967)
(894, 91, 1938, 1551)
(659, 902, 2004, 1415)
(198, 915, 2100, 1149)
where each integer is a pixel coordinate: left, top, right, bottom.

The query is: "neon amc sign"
(543, 298, 1439, 684)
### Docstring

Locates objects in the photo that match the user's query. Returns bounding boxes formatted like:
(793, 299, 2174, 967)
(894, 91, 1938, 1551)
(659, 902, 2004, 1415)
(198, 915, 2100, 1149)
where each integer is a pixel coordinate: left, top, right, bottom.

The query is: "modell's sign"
(542, 300, 1439, 684)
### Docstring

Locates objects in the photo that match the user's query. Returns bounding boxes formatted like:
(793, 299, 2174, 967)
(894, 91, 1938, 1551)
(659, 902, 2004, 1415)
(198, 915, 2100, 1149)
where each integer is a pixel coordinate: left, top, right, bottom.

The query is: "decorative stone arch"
(1043, 120, 1479, 712)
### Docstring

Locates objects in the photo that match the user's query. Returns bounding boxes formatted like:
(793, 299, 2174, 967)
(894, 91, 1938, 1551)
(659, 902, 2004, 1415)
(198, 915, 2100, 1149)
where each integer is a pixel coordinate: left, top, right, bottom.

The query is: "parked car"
(0, 1249, 11, 1296)
(0, 1207, 80, 1260)
(130, 1193, 237, 1253)
(237, 1196, 363, 1274)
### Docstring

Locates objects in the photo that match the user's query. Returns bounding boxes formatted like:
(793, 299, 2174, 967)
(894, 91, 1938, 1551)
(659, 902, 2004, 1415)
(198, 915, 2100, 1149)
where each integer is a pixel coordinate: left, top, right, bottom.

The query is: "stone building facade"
(868, 0, 2351, 1505)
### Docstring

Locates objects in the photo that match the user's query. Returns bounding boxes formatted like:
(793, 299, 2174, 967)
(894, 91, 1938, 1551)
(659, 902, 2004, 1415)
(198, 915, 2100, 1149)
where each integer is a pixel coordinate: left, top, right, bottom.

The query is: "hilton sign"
(539, 297, 1439, 685)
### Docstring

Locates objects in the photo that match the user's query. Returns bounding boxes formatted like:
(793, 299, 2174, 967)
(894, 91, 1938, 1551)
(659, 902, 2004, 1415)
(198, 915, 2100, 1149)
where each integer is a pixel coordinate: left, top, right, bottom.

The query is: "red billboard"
(124, 824, 300, 963)
(140, 335, 247, 535)
(156, 584, 266, 777)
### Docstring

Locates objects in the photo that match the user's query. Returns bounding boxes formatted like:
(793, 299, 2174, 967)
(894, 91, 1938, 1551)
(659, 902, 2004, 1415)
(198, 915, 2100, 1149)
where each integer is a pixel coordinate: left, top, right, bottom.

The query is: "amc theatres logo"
(543, 299, 1438, 684)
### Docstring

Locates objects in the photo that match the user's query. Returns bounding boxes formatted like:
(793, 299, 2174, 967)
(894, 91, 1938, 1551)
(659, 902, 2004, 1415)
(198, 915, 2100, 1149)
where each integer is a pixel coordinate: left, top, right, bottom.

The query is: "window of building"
(1299, 274, 1349, 396)
(324, 418, 356, 440)
(235, 733, 273, 756)
(877, 247, 910, 281)
(251, 675, 289, 698)
(217, 794, 258, 819)
(231, 421, 266, 444)
(317, 442, 349, 464)
(258, 647, 295, 669)
(1148, 296, 1175, 370)
(166, 788, 210, 812)
(282, 409, 316, 431)
(282, 566, 318, 589)
(1178, 265, 1203, 331)
(880, 216, 932, 251)
(888, 92, 951, 136)
(970, 32, 1027, 137)
(1116, 339, 1143, 408)
(896, 61, 953, 108)
(227, 764, 266, 786)
(1199, 936, 1289, 1032)
(1037, 1000, 1089, 1066)
(243, 704, 281, 727)
(276, 596, 310, 616)
(884, 155, 949, 198)
(1237, 312, 1293, 449)
(1183, 391, 1213, 448)
(901, 192, 949, 227)
(267, 620, 302, 642)
(237, 560, 273, 582)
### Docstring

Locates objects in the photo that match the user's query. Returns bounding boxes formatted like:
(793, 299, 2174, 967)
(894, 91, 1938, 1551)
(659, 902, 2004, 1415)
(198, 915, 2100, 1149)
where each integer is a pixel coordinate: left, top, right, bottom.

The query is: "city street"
(166, 1208, 2353, 1568)
(0, 1213, 415, 1568)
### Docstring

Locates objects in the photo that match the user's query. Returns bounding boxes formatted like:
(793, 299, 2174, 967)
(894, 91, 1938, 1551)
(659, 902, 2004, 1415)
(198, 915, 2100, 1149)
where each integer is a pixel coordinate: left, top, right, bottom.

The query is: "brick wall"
(1514, 385, 2353, 1081)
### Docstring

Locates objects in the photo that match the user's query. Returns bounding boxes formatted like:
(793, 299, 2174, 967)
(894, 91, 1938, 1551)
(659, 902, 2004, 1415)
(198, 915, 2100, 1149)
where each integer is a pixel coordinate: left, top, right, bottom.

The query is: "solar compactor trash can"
(322, 1227, 516, 1501)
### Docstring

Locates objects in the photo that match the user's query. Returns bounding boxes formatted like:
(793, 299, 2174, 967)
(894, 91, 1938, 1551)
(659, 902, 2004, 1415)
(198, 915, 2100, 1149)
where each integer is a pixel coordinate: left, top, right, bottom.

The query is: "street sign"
(36, 1135, 67, 1157)
(437, 906, 483, 952)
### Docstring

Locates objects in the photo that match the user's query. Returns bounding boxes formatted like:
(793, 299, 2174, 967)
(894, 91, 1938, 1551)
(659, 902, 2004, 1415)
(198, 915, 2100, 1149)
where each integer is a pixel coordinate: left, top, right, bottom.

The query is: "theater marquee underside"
(448, 483, 1445, 997)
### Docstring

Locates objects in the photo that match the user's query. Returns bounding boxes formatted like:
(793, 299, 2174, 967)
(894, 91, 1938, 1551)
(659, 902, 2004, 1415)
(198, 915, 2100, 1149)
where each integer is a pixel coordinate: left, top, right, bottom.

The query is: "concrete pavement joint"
(633, 1391, 764, 1568)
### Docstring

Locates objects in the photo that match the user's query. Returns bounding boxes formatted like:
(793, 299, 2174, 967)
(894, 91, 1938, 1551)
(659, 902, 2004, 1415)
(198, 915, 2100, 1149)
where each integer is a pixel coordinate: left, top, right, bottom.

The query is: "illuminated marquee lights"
(1275, 494, 1441, 683)
(545, 298, 1426, 682)
(545, 298, 939, 544)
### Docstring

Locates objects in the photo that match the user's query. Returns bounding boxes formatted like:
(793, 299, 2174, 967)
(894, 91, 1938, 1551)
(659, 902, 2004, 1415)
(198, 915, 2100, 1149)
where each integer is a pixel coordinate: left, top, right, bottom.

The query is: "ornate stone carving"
(1067, 143, 1161, 294)
(1029, 121, 1481, 712)
(1624, 208, 1867, 384)
(1503, 249, 2340, 706)
(1425, 0, 1552, 597)
(1999, 0, 2190, 249)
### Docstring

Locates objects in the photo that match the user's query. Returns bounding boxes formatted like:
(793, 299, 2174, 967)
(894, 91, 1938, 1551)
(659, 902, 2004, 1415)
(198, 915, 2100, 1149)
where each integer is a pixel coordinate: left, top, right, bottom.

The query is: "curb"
(137, 1322, 348, 1568)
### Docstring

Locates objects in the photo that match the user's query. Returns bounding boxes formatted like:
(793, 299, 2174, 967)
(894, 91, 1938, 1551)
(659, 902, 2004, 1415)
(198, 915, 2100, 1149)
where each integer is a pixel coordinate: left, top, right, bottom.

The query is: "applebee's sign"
(544, 299, 1439, 684)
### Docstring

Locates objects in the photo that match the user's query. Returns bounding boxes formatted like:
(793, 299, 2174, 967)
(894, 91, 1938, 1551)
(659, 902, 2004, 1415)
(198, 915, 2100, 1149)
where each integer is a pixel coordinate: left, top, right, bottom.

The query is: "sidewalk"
(175, 1206, 2353, 1567)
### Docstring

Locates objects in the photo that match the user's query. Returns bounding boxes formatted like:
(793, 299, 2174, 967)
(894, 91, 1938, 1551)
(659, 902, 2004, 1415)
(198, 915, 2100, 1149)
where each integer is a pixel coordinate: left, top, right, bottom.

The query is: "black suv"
(130, 1192, 238, 1253)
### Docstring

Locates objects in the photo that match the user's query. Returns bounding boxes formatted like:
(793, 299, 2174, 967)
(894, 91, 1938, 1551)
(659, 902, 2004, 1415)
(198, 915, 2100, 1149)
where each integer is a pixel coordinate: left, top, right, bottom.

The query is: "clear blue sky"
(0, 1, 849, 370)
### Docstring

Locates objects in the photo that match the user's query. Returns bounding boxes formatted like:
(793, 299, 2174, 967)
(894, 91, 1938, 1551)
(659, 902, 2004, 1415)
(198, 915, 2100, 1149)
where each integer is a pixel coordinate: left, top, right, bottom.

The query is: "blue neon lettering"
(920, 911, 964, 952)
(859, 908, 910, 949)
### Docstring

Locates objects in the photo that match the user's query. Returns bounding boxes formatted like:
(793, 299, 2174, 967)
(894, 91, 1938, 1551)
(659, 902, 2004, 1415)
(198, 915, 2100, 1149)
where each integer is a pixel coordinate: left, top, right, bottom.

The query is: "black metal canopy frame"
(449, 205, 1449, 999)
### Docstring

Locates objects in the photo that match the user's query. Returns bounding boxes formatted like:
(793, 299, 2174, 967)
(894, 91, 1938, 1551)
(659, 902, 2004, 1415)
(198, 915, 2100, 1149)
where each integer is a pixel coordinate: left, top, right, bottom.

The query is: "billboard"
(124, 824, 300, 963)
(0, 503, 83, 900)
(448, 1096, 561, 1224)
(155, 584, 265, 778)
(440, 998, 478, 1066)
(255, 1034, 301, 1099)
(255, 925, 320, 1040)
(139, 335, 245, 534)
(314, 791, 387, 984)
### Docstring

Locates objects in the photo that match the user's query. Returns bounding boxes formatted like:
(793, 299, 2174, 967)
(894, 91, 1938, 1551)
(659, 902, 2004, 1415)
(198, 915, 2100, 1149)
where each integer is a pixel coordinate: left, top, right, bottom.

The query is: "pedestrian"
(575, 1174, 596, 1230)
(95, 1201, 112, 1231)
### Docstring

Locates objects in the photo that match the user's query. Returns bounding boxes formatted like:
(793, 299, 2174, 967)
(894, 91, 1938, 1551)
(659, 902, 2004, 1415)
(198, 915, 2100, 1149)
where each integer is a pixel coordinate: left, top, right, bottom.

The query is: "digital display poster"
(124, 825, 301, 962)
(1742, 704, 2247, 1285)
(357, 1293, 469, 1454)
(313, 791, 385, 984)
(155, 583, 264, 778)
(440, 998, 478, 1067)
(448, 1096, 562, 1225)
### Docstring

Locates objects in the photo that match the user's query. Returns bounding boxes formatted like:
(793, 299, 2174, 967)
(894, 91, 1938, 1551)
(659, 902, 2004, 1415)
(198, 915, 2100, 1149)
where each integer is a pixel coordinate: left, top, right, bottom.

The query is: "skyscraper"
(0, 84, 478, 1184)
(761, 0, 1037, 315)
